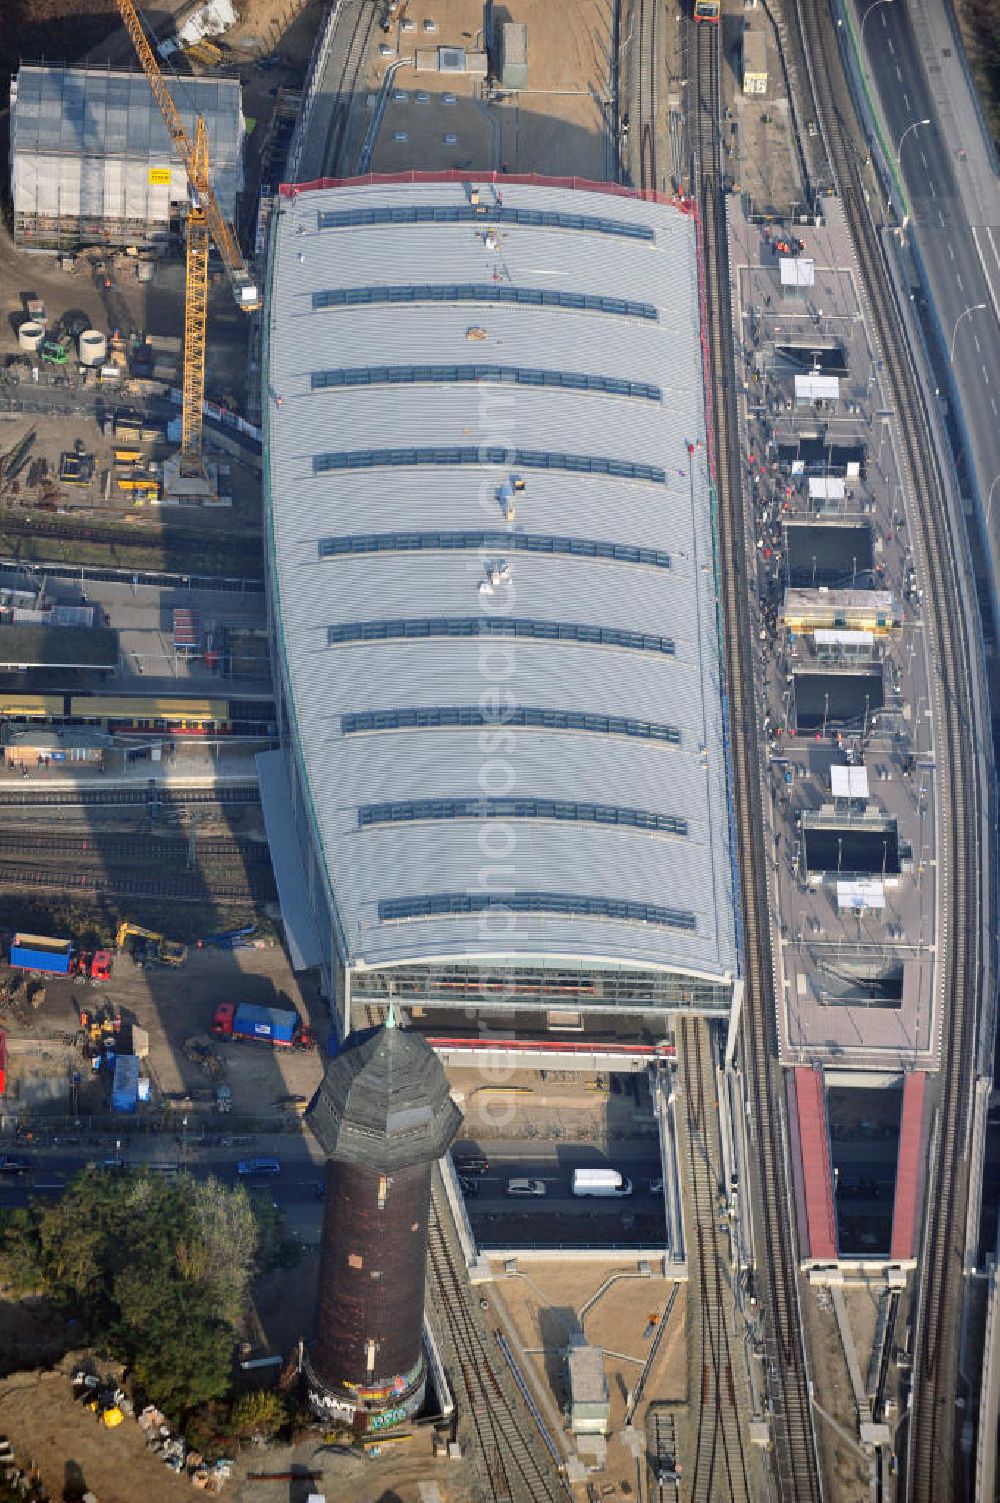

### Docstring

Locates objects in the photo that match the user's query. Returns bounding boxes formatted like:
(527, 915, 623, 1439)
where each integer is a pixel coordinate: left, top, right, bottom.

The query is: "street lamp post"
(950, 303, 987, 363)
(859, 0, 893, 47)
(895, 118, 930, 163)
(986, 474, 1000, 533)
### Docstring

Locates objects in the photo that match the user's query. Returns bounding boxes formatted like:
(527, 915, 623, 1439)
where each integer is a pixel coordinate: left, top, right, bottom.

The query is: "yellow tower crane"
(114, 0, 260, 479)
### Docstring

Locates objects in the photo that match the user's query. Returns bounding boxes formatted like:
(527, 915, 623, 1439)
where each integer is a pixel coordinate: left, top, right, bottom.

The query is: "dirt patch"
(0, 1353, 195, 1503)
(798, 1281, 871, 1503)
(0, 2, 121, 80)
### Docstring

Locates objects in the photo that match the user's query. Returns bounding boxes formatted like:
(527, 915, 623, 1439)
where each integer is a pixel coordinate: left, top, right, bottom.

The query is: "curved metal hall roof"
(265, 176, 737, 984)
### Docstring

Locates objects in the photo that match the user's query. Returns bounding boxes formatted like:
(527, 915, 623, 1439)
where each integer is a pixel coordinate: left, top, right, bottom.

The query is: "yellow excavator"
(115, 921, 188, 968)
(114, 0, 260, 478)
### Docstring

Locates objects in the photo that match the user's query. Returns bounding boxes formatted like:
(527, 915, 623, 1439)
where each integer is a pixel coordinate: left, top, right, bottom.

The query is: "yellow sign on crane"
(114, 0, 260, 480)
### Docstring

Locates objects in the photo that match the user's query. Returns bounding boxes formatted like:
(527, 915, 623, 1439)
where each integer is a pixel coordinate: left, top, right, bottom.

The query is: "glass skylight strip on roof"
(316, 204, 655, 241)
(318, 531, 670, 568)
(326, 618, 675, 655)
(358, 797, 687, 836)
(312, 284, 657, 320)
(311, 365, 660, 401)
(313, 448, 666, 484)
(340, 705, 681, 744)
(379, 891, 697, 931)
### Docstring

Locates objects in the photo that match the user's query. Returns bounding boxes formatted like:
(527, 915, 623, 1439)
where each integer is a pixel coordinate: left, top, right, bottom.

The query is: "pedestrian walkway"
(907, 0, 1000, 234)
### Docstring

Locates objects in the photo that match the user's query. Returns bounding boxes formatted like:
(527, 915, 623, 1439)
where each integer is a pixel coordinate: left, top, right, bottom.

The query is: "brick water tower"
(302, 1008, 461, 1427)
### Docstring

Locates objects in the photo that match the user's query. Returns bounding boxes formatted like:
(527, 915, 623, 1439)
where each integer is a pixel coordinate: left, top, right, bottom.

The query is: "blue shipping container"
(111, 1054, 140, 1113)
(9, 935, 73, 974)
(232, 1004, 296, 1044)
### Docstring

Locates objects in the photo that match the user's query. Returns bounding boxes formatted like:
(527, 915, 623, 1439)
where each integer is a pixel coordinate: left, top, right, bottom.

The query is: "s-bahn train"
(0, 692, 276, 738)
(694, 0, 721, 21)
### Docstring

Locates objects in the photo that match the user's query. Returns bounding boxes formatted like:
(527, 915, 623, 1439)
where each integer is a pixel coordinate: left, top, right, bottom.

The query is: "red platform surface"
(794, 1066, 838, 1261)
(890, 1072, 927, 1262)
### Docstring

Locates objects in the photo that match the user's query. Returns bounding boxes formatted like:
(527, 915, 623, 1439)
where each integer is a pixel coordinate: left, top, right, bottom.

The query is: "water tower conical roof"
(305, 1022, 461, 1171)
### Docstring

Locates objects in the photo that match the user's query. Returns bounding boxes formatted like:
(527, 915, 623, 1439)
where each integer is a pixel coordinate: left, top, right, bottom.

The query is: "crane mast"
(114, 0, 260, 475)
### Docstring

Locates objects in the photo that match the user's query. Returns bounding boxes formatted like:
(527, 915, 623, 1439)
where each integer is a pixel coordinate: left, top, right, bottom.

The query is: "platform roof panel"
(794, 1067, 838, 1261)
(266, 179, 736, 978)
(890, 1072, 927, 1261)
(0, 624, 118, 670)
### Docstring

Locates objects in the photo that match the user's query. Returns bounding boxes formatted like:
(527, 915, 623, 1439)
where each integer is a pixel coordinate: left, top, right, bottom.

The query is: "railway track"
(792, 8, 983, 1498)
(635, 0, 659, 193)
(691, 15, 823, 1501)
(648, 1403, 681, 1502)
(0, 831, 271, 864)
(0, 508, 258, 554)
(323, 0, 380, 177)
(0, 785, 260, 809)
(677, 1019, 752, 1503)
(0, 864, 270, 903)
(427, 1188, 565, 1503)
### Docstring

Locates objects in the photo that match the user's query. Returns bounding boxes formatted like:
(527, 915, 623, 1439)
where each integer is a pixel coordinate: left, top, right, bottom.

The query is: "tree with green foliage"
(0, 1168, 269, 1421)
(229, 1388, 287, 1441)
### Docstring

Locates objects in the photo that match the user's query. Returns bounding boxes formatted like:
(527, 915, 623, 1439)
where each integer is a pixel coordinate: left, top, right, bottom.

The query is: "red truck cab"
(211, 1002, 236, 1039)
(70, 950, 113, 982)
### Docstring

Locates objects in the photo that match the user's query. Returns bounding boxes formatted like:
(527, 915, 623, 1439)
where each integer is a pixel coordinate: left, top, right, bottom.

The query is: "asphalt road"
(862, 2, 1000, 580)
(0, 1135, 666, 1233)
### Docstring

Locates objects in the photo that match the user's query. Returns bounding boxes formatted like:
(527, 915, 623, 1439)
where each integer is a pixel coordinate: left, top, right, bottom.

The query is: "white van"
(572, 1167, 633, 1197)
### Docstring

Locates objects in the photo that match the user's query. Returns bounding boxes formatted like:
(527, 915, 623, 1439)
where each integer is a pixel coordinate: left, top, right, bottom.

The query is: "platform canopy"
(835, 877, 886, 911)
(795, 373, 840, 402)
(830, 765, 869, 802)
(780, 257, 815, 287)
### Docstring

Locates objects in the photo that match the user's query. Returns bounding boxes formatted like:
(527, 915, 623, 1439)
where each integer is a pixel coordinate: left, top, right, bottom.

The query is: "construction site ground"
(799, 1279, 878, 1503)
(321, 0, 615, 182)
(0, 1348, 466, 1503)
(0, 930, 326, 1121)
(488, 1258, 686, 1497)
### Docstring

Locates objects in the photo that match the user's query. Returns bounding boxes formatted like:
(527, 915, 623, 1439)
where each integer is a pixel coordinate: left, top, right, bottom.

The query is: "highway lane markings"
(957, 274, 964, 291)
(895, 64, 903, 81)
(971, 226, 1000, 327)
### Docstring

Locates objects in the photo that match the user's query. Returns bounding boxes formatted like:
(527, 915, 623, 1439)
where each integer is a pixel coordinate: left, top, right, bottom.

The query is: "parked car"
(237, 1157, 281, 1177)
(505, 1177, 546, 1197)
(459, 1175, 479, 1198)
(455, 1154, 489, 1175)
(0, 1155, 30, 1176)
